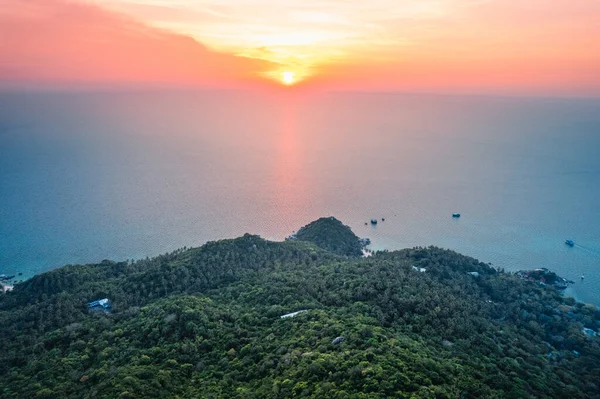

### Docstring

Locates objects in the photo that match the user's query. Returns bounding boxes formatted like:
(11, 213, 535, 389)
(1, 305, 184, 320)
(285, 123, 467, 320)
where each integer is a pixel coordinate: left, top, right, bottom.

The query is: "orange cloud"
(1, 0, 599, 95)
(300, 0, 600, 96)
(0, 0, 274, 88)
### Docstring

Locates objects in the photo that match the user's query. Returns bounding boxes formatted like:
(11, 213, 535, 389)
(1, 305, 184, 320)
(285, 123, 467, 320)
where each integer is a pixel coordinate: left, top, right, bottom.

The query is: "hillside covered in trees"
(287, 217, 367, 257)
(1, 218, 599, 398)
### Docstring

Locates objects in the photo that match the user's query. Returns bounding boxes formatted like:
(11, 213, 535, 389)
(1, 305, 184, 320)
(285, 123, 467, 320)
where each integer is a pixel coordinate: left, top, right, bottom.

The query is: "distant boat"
(565, 239, 575, 247)
(370, 219, 378, 225)
(452, 213, 461, 218)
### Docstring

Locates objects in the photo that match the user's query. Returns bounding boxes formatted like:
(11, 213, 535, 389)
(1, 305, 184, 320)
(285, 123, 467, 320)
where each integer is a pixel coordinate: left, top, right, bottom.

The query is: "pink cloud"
(0, 0, 273, 87)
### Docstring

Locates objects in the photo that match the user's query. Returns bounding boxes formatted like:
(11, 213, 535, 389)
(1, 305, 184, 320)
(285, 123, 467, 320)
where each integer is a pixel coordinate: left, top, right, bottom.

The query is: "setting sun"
(282, 71, 295, 85)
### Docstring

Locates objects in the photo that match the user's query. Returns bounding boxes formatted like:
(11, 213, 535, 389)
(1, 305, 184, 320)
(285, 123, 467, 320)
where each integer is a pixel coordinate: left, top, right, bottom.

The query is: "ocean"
(1, 90, 599, 304)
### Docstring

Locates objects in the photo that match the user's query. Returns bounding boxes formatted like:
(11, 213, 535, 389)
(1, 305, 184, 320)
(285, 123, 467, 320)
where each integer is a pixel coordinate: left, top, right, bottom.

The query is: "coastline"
(2, 236, 593, 307)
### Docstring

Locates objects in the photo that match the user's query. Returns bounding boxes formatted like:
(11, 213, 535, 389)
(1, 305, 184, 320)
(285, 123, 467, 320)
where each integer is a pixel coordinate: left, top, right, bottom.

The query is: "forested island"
(1, 217, 599, 398)
(286, 217, 370, 257)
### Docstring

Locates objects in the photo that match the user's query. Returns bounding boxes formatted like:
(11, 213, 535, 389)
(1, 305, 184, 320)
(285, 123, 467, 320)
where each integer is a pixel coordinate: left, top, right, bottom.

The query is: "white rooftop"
(280, 310, 308, 319)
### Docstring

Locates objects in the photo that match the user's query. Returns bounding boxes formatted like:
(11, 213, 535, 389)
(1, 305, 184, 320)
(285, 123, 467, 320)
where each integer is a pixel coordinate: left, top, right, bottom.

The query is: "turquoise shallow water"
(1, 90, 599, 304)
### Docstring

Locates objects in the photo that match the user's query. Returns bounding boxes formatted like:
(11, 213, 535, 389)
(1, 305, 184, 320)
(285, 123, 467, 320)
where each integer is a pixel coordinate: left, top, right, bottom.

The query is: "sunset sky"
(1, 0, 599, 95)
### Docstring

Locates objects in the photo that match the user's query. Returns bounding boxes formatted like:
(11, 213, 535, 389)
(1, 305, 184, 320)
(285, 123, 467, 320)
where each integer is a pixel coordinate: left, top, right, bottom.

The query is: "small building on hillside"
(582, 327, 598, 338)
(1, 283, 14, 294)
(88, 298, 112, 313)
(332, 336, 345, 345)
(280, 310, 308, 319)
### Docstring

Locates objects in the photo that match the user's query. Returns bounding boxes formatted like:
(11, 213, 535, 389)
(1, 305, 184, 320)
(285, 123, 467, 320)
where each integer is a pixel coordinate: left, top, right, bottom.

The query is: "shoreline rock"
(516, 268, 573, 290)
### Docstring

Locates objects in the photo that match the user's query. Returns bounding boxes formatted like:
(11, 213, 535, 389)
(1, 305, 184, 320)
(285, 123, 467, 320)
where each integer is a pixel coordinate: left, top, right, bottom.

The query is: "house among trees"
(280, 310, 308, 319)
(87, 298, 112, 313)
(332, 336, 345, 345)
(1, 283, 13, 294)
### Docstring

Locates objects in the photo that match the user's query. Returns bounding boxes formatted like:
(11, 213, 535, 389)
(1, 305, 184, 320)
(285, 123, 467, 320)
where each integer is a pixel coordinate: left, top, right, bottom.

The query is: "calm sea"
(1, 90, 599, 304)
